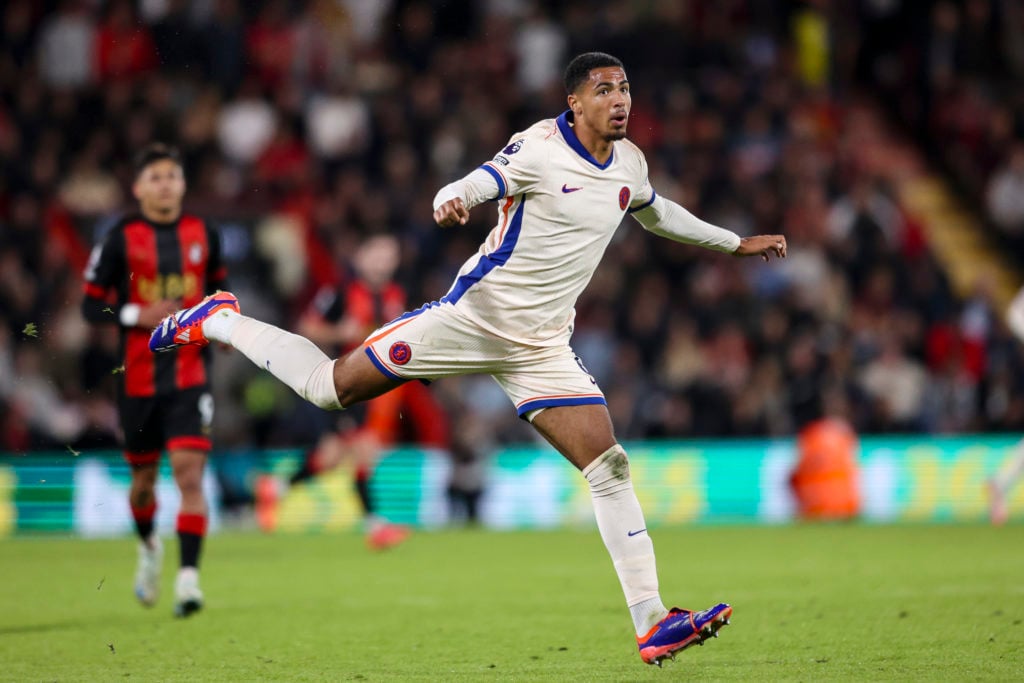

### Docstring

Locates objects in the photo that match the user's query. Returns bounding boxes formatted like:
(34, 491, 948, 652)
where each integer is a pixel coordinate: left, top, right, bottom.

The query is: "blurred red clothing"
(790, 417, 861, 520)
(95, 20, 157, 82)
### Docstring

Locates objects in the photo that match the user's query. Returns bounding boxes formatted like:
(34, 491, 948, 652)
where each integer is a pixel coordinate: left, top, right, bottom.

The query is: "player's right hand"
(138, 299, 181, 328)
(433, 198, 470, 227)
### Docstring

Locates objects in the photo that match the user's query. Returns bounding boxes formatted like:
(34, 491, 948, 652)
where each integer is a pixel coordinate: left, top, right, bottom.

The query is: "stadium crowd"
(2, 0, 1024, 457)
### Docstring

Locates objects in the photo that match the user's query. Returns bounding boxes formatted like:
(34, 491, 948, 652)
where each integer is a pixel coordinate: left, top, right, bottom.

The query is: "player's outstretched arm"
(433, 197, 470, 227)
(1007, 285, 1024, 343)
(735, 235, 787, 262)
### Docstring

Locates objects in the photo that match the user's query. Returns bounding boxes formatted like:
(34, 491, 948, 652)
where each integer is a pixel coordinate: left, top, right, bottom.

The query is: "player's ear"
(131, 178, 143, 202)
(568, 93, 581, 117)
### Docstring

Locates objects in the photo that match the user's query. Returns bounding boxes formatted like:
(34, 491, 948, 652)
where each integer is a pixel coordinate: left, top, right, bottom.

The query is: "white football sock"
(584, 444, 668, 635)
(204, 312, 341, 410)
(992, 438, 1024, 494)
(202, 307, 242, 341)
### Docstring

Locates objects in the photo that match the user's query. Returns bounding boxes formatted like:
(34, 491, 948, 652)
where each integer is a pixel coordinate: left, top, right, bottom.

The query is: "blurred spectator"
(245, 0, 296, 90)
(95, 0, 158, 83)
(305, 83, 371, 161)
(36, 1, 96, 90)
(216, 78, 276, 164)
(986, 143, 1024, 255)
(858, 332, 929, 432)
(514, 3, 567, 94)
(202, 0, 246, 95)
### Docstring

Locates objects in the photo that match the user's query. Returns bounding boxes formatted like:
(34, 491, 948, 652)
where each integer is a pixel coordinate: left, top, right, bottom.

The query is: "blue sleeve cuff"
(627, 189, 657, 214)
(478, 164, 507, 199)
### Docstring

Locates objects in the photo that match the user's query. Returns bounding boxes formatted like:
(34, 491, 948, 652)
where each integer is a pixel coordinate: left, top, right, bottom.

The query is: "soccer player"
(82, 143, 232, 617)
(151, 53, 787, 664)
(988, 284, 1024, 524)
(257, 234, 450, 548)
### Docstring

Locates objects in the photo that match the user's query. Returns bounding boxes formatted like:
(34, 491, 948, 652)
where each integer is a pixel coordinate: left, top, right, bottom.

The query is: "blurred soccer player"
(82, 143, 232, 617)
(988, 285, 1024, 524)
(151, 53, 787, 664)
(257, 234, 450, 548)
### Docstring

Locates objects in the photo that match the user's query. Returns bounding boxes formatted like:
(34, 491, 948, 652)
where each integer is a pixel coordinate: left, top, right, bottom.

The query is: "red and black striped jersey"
(309, 279, 407, 354)
(82, 213, 228, 397)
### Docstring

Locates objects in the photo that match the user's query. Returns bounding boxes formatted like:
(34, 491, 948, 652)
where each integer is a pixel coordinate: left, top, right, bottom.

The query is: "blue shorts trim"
(363, 346, 404, 381)
(516, 395, 607, 418)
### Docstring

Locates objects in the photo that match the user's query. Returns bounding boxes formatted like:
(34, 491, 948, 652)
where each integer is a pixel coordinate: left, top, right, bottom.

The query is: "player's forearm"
(432, 166, 502, 211)
(631, 195, 741, 253)
(81, 296, 133, 326)
(1008, 287, 1024, 342)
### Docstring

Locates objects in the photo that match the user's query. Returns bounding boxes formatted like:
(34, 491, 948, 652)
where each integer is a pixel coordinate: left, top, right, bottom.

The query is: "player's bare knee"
(132, 464, 158, 484)
(171, 458, 204, 491)
(174, 468, 203, 495)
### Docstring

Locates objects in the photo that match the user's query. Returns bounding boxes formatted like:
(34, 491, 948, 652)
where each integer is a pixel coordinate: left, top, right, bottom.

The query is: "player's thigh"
(494, 344, 605, 420)
(493, 345, 613, 469)
(361, 302, 505, 382)
(529, 404, 617, 471)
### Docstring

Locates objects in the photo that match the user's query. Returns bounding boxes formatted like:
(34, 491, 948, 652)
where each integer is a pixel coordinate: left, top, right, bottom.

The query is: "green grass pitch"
(1, 525, 1022, 681)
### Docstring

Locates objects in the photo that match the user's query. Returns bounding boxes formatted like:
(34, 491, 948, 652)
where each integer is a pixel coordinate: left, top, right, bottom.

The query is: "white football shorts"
(361, 301, 605, 420)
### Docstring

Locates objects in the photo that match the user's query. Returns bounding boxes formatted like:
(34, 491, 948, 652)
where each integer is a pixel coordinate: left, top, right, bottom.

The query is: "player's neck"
(573, 124, 614, 165)
(141, 206, 182, 224)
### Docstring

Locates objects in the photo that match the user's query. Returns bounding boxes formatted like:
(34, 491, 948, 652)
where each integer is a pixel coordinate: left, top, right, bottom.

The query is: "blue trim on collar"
(556, 111, 615, 170)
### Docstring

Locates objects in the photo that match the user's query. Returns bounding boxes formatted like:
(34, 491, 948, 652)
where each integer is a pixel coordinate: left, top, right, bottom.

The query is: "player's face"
(133, 159, 185, 219)
(573, 67, 631, 142)
(355, 235, 400, 288)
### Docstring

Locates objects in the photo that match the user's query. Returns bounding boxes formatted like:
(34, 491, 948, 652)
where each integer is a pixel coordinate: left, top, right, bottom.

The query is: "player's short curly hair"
(563, 52, 624, 94)
(133, 142, 182, 178)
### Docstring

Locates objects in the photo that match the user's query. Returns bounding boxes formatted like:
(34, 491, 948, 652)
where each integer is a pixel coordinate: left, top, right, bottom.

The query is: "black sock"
(354, 472, 374, 516)
(135, 518, 154, 541)
(178, 532, 203, 569)
(464, 490, 481, 523)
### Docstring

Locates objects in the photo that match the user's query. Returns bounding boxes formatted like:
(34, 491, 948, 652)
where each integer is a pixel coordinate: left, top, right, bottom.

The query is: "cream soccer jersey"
(441, 110, 656, 345)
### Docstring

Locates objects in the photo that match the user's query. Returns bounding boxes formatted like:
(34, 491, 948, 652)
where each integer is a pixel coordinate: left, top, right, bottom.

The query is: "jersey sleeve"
(626, 148, 657, 214)
(478, 132, 546, 199)
(82, 227, 124, 301)
(81, 226, 126, 324)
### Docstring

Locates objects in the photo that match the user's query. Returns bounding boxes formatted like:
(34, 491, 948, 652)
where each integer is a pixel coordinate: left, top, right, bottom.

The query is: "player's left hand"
(433, 198, 470, 228)
(735, 235, 787, 262)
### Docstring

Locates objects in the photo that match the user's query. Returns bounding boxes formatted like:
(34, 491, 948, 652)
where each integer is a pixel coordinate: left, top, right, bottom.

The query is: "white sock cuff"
(582, 444, 628, 480)
(304, 357, 341, 410)
(584, 444, 632, 497)
(202, 308, 241, 343)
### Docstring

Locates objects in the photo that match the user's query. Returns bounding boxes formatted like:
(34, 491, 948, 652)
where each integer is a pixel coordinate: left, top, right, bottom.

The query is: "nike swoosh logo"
(561, 184, 582, 193)
(627, 528, 646, 537)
